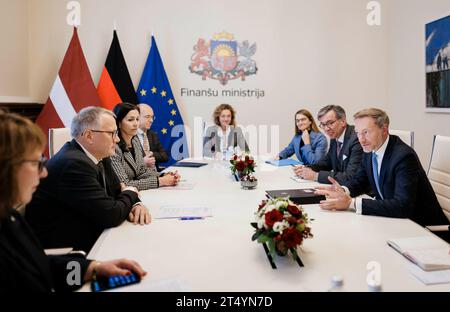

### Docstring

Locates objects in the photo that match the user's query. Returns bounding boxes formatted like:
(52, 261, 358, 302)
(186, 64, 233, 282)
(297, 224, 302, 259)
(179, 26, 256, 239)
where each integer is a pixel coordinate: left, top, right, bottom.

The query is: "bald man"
(137, 104, 169, 170)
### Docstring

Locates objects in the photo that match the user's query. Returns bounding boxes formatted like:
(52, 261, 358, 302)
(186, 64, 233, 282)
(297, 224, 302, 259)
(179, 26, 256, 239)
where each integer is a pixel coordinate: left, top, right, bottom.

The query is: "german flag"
(97, 30, 137, 110)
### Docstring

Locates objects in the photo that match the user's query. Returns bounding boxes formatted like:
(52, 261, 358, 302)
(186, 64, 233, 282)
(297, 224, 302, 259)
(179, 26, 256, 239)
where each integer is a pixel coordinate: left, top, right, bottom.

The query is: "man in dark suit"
(316, 108, 449, 227)
(26, 107, 151, 253)
(137, 104, 169, 170)
(294, 105, 363, 185)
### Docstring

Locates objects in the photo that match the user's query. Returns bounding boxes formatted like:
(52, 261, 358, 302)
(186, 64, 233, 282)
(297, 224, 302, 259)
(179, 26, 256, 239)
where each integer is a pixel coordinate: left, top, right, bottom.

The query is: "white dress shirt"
(216, 126, 231, 152)
(137, 128, 146, 149)
(348, 136, 390, 214)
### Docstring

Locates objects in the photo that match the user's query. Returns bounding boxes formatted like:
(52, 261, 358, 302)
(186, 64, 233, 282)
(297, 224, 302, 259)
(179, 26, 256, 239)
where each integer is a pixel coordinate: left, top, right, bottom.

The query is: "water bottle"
(219, 145, 227, 161)
(328, 276, 345, 292)
(367, 282, 382, 292)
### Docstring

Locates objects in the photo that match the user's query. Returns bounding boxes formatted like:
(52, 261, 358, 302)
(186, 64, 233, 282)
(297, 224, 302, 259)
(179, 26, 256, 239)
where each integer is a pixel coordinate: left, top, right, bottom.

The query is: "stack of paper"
(408, 264, 450, 285)
(387, 236, 450, 271)
(159, 181, 196, 190)
(155, 204, 212, 219)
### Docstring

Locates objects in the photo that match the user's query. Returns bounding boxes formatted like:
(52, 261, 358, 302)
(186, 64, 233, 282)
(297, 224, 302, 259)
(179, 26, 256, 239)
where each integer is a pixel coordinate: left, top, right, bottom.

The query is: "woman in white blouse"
(203, 104, 249, 158)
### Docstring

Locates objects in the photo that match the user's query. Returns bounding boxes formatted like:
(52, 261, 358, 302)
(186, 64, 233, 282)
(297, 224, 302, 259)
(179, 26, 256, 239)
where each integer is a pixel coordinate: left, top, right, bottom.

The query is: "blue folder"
(265, 159, 303, 167)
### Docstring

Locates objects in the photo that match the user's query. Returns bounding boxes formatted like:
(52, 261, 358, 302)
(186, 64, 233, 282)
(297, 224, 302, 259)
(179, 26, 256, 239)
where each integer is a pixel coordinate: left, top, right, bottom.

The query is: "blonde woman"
(203, 104, 249, 158)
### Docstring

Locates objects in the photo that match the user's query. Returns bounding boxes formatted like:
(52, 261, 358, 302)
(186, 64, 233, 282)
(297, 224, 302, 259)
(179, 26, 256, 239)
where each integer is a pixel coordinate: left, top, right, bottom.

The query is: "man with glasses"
(294, 105, 363, 185)
(26, 106, 150, 253)
(315, 108, 448, 227)
(137, 104, 168, 171)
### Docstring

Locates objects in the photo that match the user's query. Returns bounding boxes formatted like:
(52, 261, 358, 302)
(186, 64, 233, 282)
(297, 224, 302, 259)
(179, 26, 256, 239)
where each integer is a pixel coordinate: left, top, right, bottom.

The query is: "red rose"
(281, 227, 303, 248)
(233, 155, 238, 161)
(265, 210, 283, 228)
(287, 217, 298, 225)
(287, 204, 301, 217)
(235, 161, 246, 172)
(247, 159, 254, 165)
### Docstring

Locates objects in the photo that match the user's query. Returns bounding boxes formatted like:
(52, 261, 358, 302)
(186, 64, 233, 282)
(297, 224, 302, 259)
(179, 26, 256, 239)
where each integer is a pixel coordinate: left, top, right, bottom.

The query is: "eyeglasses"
(91, 129, 119, 139)
(319, 119, 339, 129)
(142, 115, 155, 121)
(23, 155, 47, 173)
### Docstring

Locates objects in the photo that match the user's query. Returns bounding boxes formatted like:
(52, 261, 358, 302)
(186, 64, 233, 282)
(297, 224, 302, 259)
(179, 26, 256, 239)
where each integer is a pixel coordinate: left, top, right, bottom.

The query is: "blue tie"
(372, 153, 384, 199)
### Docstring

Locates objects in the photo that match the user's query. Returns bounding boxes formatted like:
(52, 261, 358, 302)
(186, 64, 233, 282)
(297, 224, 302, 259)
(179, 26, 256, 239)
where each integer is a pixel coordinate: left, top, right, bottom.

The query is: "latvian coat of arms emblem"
(189, 32, 258, 85)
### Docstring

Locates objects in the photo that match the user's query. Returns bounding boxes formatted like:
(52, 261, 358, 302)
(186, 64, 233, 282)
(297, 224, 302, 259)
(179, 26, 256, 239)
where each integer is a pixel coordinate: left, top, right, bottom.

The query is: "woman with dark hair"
(0, 113, 147, 292)
(110, 103, 179, 190)
(277, 109, 327, 165)
(203, 103, 249, 158)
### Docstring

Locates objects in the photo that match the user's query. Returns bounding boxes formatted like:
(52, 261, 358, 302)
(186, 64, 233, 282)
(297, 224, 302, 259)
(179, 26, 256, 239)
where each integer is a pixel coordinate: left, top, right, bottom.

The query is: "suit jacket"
(0, 209, 91, 292)
(309, 125, 363, 185)
(203, 125, 249, 157)
(146, 129, 169, 164)
(25, 140, 139, 253)
(345, 135, 449, 226)
(278, 131, 328, 165)
(110, 136, 159, 191)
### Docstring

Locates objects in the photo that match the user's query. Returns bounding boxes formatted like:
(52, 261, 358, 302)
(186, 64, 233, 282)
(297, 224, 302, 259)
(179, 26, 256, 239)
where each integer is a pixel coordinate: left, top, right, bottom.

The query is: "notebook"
(171, 161, 208, 168)
(265, 188, 325, 205)
(265, 159, 303, 167)
(387, 236, 450, 271)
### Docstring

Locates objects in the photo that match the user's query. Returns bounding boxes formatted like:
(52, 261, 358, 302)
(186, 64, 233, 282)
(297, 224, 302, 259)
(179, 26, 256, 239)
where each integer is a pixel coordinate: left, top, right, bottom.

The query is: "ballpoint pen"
(179, 217, 204, 220)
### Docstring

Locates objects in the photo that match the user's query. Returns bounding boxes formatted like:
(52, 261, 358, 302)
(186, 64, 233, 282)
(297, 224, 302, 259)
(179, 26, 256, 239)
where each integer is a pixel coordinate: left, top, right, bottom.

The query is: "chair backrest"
(390, 129, 414, 148)
(428, 135, 450, 222)
(49, 128, 72, 158)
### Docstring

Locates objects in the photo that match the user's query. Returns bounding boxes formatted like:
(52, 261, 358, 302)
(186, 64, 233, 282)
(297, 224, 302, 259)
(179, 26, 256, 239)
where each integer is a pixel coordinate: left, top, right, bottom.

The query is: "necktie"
(336, 141, 343, 156)
(372, 153, 384, 199)
(97, 161, 107, 195)
(142, 131, 150, 154)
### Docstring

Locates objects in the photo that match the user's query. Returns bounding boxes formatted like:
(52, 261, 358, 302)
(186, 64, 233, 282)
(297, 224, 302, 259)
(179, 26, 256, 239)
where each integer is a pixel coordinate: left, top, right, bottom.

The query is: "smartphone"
(91, 272, 141, 292)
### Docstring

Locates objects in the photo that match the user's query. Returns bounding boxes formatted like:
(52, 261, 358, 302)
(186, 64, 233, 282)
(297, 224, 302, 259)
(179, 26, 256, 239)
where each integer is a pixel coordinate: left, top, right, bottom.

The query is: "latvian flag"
(36, 27, 101, 154)
(97, 30, 137, 110)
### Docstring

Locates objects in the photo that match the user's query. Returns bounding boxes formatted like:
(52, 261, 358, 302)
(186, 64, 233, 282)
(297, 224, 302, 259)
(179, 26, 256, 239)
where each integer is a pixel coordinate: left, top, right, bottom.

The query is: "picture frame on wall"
(426, 14, 450, 113)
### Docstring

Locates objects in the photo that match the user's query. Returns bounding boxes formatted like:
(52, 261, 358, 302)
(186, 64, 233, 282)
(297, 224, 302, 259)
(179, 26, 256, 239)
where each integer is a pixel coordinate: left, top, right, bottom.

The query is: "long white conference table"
(83, 159, 450, 292)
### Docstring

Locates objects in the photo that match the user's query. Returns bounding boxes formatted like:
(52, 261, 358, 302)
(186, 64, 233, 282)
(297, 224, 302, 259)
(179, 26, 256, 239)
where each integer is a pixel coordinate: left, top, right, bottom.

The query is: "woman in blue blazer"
(278, 109, 328, 165)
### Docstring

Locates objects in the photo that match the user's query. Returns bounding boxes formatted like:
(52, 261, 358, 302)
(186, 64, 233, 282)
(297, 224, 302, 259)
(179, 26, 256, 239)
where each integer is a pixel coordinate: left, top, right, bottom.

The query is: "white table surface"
(83, 159, 450, 292)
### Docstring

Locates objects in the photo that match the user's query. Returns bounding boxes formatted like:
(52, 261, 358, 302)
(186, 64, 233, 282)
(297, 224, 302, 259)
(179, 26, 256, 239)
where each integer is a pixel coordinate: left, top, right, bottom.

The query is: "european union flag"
(137, 36, 189, 167)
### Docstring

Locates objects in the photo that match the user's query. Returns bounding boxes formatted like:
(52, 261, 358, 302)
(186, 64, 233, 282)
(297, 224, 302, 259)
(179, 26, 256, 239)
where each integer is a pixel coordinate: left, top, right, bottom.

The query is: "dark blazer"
(25, 140, 140, 253)
(0, 209, 91, 292)
(345, 135, 449, 227)
(309, 125, 363, 185)
(146, 129, 169, 164)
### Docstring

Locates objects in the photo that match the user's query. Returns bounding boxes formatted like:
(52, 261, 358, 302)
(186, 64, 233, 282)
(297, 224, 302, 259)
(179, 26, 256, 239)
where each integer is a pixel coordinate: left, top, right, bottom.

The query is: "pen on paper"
(179, 217, 204, 220)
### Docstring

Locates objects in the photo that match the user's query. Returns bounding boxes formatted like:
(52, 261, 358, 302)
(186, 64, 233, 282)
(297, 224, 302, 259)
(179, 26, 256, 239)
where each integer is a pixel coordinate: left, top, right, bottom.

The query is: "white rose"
(273, 220, 289, 233)
(257, 218, 266, 229)
(272, 222, 283, 233)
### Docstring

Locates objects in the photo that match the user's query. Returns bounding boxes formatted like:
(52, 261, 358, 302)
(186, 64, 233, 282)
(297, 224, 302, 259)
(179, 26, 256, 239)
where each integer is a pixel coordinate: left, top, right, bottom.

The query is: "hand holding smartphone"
(91, 272, 141, 292)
